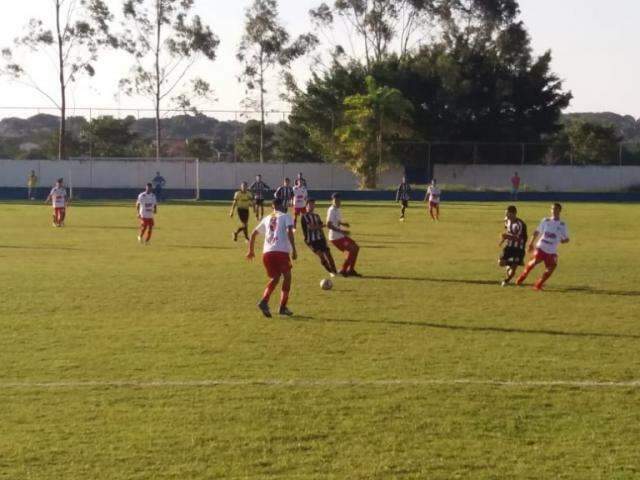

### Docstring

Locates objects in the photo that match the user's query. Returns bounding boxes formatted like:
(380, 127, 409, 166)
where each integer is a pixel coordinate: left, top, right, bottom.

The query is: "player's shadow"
(312, 317, 640, 340)
(75, 225, 138, 230)
(549, 286, 640, 297)
(366, 275, 497, 287)
(0, 245, 82, 251)
(167, 244, 233, 250)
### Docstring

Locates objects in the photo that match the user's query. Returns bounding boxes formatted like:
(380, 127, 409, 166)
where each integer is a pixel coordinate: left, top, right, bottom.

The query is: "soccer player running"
(136, 183, 158, 244)
(230, 181, 254, 242)
(292, 178, 308, 229)
(327, 193, 361, 277)
(516, 203, 570, 291)
(46, 178, 68, 227)
(424, 179, 441, 221)
(301, 199, 338, 276)
(274, 178, 294, 213)
(249, 174, 271, 220)
(247, 199, 297, 318)
(27, 170, 38, 200)
(498, 205, 528, 286)
(396, 176, 411, 221)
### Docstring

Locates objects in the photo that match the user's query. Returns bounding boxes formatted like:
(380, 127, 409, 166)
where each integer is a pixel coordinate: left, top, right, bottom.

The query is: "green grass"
(1, 200, 640, 479)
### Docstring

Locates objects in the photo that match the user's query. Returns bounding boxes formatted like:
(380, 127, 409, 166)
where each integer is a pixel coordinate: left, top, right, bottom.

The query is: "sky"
(0, 0, 638, 119)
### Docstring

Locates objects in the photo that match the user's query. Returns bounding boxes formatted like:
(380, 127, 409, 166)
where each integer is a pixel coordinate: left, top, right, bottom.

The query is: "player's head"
(431, 178, 437, 185)
(331, 192, 341, 207)
(297, 172, 303, 178)
(240, 181, 248, 191)
(284, 177, 290, 186)
(256, 174, 261, 180)
(145, 182, 153, 193)
(505, 205, 517, 221)
(514, 171, 518, 176)
(294, 178, 301, 187)
(306, 198, 315, 212)
(551, 203, 562, 218)
(30, 170, 35, 175)
(402, 176, 406, 183)
(56, 178, 63, 186)
(272, 198, 284, 212)
(156, 171, 160, 175)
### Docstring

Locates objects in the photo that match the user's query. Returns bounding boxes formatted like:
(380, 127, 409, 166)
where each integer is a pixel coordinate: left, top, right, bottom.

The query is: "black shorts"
(401, 199, 408, 207)
(307, 239, 330, 254)
(237, 208, 250, 224)
(501, 246, 525, 266)
(255, 199, 264, 206)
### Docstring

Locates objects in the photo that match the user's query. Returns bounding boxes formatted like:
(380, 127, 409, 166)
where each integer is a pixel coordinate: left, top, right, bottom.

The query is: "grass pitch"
(1, 200, 639, 479)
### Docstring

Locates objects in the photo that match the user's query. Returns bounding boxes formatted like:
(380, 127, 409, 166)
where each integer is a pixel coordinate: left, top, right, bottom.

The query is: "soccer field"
(1, 200, 639, 479)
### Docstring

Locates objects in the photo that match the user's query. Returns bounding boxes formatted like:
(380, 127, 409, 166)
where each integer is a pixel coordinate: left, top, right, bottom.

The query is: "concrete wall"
(0, 159, 403, 190)
(434, 164, 638, 192)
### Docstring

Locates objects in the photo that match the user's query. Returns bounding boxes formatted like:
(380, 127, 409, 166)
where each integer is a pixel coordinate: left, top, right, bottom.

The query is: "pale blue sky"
(0, 0, 638, 118)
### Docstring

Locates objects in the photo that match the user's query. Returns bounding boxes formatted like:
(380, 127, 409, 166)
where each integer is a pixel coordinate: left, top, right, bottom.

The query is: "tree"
(235, 120, 277, 162)
(82, 115, 142, 157)
(119, 0, 219, 160)
(335, 76, 413, 187)
(565, 121, 622, 165)
(237, 0, 318, 163)
(1, 0, 115, 159)
(185, 137, 214, 160)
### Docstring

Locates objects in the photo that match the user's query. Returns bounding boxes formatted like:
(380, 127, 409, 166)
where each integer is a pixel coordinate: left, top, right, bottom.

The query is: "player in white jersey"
(327, 193, 361, 277)
(516, 203, 570, 290)
(292, 179, 308, 230)
(247, 199, 298, 318)
(45, 178, 68, 227)
(424, 179, 441, 221)
(135, 183, 158, 244)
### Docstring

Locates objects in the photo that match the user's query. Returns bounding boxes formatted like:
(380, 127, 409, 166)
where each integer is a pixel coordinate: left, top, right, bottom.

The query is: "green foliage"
(82, 116, 142, 158)
(565, 121, 622, 165)
(185, 137, 214, 160)
(336, 76, 413, 187)
(235, 119, 277, 162)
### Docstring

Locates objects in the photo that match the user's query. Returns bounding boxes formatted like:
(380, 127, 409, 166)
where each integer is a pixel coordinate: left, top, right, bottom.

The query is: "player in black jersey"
(499, 205, 528, 286)
(249, 174, 271, 219)
(300, 199, 338, 276)
(395, 177, 411, 221)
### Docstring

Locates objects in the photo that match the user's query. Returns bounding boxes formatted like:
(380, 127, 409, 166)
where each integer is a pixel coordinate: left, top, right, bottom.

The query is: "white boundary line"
(1, 379, 640, 389)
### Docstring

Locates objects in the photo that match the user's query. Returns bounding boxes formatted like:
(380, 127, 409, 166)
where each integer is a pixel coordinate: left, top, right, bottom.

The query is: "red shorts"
(332, 237, 357, 252)
(140, 217, 155, 227)
(429, 201, 439, 208)
(263, 252, 292, 277)
(54, 207, 65, 215)
(534, 249, 558, 269)
(294, 207, 306, 216)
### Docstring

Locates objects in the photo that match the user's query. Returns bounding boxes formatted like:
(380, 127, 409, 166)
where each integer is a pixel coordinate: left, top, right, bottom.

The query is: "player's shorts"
(255, 199, 264, 206)
(500, 246, 525, 266)
(429, 201, 440, 208)
(332, 237, 357, 252)
(140, 217, 155, 227)
(307, 239, 330, 254)
(401, 199, 408, 208)
(263, 251, 292, 277)
(237, 208, 249, 224)
(54, 207, 66, 216)
(533, 249, 558, 269)
(294, 207, 306, 216)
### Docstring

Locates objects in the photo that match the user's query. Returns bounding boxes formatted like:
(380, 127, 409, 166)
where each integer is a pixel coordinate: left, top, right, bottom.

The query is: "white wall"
(434, 164, 638, 191)
(0, 159, 404, 190)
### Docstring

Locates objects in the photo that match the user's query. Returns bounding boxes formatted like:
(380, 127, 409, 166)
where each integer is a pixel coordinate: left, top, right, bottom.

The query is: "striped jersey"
(396, 182, 411, 201)
(504, 218, 527, 249)
(300, 212, 325, 244)
(274, 185, 294, 207)
(249, 180, 270, 200)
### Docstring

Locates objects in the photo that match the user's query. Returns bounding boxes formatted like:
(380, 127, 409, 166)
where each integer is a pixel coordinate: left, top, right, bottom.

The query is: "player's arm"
(527, 230, 540, 252)
(395, 185, 400, 202)
(287, 226, 297, 260)
(229, 197, 237, 217)
(327, 219, 349, 236)
(135, 201, 140, 215)
(247, 229, 259, 259)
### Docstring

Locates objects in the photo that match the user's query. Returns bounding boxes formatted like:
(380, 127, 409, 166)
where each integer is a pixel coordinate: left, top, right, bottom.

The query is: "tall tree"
(336, 76, 413, 187)
(237, 0, 318, 163)
(1, 0, 115, 159)
(119, 0, 219, 160)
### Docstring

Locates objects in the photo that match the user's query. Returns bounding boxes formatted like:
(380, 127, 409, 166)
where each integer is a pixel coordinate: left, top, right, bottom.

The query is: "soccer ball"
(320, 278, 333, 290)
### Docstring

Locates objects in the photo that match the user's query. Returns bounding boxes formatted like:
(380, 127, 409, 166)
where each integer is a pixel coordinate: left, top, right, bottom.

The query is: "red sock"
(146, 229, 153, 241)
(535, 270, 554, 288)
(262, 281, 277, 302)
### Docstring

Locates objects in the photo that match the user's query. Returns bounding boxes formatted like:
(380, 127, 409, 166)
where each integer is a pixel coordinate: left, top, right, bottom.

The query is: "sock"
(280, 290, 289, 308)
(535, 270, 554, 288)
(262, 280, 277, 302)
(146, 229, 152, 242)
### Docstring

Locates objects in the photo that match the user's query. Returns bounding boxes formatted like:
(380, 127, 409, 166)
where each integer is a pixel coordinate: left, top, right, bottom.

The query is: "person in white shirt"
(135, 183, 158, 244)
(516, 203, 570, 290)
(45, 178, 68, 227)
(292, 179, 308, 229)
(247, 199, 298, 318)
(326, 193, 361, 277)
(424, 179, 441, 221)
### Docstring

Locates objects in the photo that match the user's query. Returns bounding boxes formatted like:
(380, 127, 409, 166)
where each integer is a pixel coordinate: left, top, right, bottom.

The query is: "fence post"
(521, 143, 525, 165)
(195, 158, 200, 200)
(427, 142, 432, 181)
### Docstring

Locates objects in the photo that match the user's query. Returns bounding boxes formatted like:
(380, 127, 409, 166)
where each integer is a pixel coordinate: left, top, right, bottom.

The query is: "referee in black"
(396, 176, 411, 220)
(274, 178, 294, 213)
(250, 174, 271, 219)
(301, 199, 338, 276)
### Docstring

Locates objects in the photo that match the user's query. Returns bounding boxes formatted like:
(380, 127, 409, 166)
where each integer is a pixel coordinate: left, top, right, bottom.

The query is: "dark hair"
(553, 202, 562, 211)
(506, 205, 517, 214)
(146, 182, 153, 188)
(57, 178, 64, 183)
(272, 198, 283, 210)
(331, 192, 340, 199)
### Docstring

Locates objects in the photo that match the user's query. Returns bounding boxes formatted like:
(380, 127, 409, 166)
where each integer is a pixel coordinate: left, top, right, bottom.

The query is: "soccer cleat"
(279, 306, 293, 316)
(329, 272, 336, 278)
(348, 270, 363, 277)
(339, 270, 349, 277)
(232, 232, 238, 242)
(533, 281, 544, 291)
(258, 300, 272, 318)
(137, 235, 143, 244)
(501, 281, 508, 287)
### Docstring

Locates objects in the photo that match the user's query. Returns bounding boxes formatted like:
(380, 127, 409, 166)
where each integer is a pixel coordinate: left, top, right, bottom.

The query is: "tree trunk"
(259, 55, 265, 163)
(154, 0, 162, 161)
(56, 0, 66, 160)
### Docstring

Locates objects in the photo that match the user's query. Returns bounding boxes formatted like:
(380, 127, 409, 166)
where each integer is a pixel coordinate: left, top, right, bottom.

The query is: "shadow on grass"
(365, 275, 640, 297)
(74, 225, 138, 230)
(297, 316, 640, 340)
(0, 245, 82, 251)
(167, 244, 234, 250)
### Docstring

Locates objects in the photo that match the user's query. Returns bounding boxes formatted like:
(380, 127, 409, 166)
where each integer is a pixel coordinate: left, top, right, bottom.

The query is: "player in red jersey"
(247, 199, 298, 317)
(136, 183, 158, 244)
(516, 203, 570, 291)
(424, 179, 441, 220)
(326, 193, 361, 277)
(46, 178, 68, 227)
(292, 178, 308, 230)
